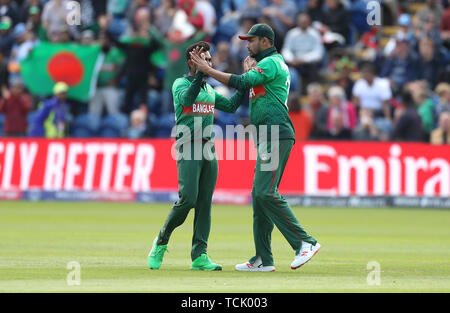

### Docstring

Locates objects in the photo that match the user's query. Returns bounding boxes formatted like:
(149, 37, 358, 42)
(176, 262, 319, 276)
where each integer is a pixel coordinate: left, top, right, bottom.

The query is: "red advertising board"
(0, 138, 449, 198)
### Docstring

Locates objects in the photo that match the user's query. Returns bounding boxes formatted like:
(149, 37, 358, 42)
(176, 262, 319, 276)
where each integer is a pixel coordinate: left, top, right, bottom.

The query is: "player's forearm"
(228, 74, 254, 91)
(180, 71, 204, 107)
(203, 67, 232, 86)
(215, 90, 245, 113)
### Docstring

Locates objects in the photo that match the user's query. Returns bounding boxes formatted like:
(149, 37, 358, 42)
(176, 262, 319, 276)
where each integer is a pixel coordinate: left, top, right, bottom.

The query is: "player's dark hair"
(258, 36, 274, 47)
(186, 41, 211, 62)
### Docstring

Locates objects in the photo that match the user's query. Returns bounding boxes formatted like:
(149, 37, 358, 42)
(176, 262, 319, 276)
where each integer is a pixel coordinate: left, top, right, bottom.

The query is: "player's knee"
(178, 193, 197, 209)
(252, 189, 272, 203)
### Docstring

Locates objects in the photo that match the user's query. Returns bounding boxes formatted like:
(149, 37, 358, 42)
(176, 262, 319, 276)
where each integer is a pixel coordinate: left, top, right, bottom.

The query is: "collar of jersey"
(254, 46, 278, 62)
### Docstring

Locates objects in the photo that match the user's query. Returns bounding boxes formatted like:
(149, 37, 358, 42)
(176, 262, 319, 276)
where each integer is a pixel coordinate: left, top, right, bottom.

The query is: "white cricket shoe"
(291, 242, 321, 270)
(235, 256, 276, 272)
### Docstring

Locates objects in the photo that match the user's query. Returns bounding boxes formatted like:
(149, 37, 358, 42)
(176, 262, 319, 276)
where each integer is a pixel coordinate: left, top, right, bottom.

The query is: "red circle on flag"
(47, 51, 84, 86)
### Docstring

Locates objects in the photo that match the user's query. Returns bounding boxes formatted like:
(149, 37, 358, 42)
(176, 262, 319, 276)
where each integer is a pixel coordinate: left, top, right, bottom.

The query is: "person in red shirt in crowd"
(288, 93, 312, 141)
(0, 77, 32, 137)
(441, 4, 450, 50)
(178, 0, 204, 31)
(326, 85, 357, 132)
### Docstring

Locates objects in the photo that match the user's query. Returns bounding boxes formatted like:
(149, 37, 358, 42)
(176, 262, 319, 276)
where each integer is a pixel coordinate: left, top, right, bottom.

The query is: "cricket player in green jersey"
(190, 24, 321, 272)
(148, 41, 245, 271)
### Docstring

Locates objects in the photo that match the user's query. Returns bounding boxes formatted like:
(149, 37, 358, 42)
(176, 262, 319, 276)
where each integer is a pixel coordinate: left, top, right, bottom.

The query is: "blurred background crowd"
(0, 0, 449, 143)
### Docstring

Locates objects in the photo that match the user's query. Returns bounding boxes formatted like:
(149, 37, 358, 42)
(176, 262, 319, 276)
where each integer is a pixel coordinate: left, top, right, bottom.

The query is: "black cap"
(238, 23, 275, 42)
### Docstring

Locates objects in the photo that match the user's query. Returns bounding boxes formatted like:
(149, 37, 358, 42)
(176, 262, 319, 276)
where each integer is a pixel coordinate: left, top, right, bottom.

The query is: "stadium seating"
(152, 113, 175, 138)
(0, 114, 4, 136)
(99, 113, 129, 138)
(69, 113, 101, 138)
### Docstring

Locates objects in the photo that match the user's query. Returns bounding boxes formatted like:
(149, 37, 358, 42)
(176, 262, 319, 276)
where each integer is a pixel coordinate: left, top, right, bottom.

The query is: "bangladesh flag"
(20, 42, 103, 102)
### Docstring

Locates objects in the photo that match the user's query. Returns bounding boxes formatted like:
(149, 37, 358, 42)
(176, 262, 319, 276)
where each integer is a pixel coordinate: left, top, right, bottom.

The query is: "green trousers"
(157, 141, 218, 261)
(249, 139, 317, 266)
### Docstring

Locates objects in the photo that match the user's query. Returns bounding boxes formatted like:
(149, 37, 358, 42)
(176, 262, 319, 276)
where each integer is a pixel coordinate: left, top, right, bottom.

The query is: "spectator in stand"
(196, 0, 217, 37)
(383, 13, 416, 57)
(230, 16, 257, 63)
(89, 0, 107, 21)
(105, 0, 130, 37)
(0, 16, 15, 57)
(77, 0, 98, 30)
(332, 56, 355, 100)
(353, 63, 392, 124)
(80, 29, 95, 45)
(127, 108, 150, 139)
(415, 0, 444, 31)
(305, 0, 323, 23)
(352, 108, 380, 141)
(19, 0, 43, 24)
(48, 24, 72, 43)
(430, 111, 450, 145)
(177, 0, 204, 31)
(126, 0, 151, 35)
(8, 24, 36, 82)
(307, 83, 328, 139)
(380, 33, 420, 93)
(100, 9, 160, 114)
(441, 4, 450, 50)
(41, 0, 78, 40)
(407, 81, 435, 139)
(390, 89, 423, 142)
(154, 0, 176, 36)
(0, 0, 20, 25)
(435, 82, 450, 116)
(240, 0, 263, 21)
(89, 30, 125, 117)
(320, 0, 350, 43)
(288, 92, 312, 141)
(24, 4, 47, 41)
(206, 41, 239, 88)
(257, 14, 284, 51)
(417, 36, 444, 90)
(325, 109, 352, 140)
(150, 4, 208, 114)
(29, 82, 71, 138)
(261, 0, 297, 36)
(0, 50, 9, 98)
(326, 85, 357, 132)
(281, 13, 324, 92)
(412, 8, 442, 48)
(221, 0, 248, 17)
(0, 77, 32, 137)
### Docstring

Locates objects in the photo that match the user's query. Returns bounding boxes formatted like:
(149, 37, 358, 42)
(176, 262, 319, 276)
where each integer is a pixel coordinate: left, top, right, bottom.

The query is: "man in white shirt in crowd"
(282, 12, 324, 92)
(352, 62, 393, 140)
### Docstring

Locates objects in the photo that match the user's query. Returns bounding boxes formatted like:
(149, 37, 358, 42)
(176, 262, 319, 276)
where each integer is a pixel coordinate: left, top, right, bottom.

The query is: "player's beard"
(248, 43, 260, 58)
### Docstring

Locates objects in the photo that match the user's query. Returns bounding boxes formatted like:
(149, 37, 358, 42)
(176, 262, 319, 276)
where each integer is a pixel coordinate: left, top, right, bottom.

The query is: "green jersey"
(229, 47, 295, 142)
(173, 71, 244, 145)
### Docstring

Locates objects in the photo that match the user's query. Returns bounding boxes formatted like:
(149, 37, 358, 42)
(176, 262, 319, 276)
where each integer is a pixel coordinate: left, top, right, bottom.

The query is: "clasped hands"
(190, 47, 257, 74)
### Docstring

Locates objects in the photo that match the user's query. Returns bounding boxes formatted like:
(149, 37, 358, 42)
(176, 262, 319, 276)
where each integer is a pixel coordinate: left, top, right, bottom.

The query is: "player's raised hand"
(190, 47, 210, 74)
(243, 56, 257, 73)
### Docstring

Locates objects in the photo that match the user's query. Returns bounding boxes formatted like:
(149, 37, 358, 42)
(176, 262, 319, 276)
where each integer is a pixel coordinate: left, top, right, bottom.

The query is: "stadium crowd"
(0, 0, 449, 143)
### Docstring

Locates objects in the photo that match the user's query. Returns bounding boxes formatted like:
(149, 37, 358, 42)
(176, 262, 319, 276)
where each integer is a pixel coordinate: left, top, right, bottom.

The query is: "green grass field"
(0, 201, 449, 292)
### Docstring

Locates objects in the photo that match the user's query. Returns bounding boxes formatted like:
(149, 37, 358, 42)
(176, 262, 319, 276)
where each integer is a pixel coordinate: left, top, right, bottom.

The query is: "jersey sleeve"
(214, 89, 246, 113)
(229, 57, 277, 91)
(172, 71, 204, 108)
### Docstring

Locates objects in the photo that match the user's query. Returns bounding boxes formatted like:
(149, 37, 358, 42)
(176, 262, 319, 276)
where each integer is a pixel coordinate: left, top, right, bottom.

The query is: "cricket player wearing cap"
(147, 41, 246, 271)
(190, 24, 320, 272)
